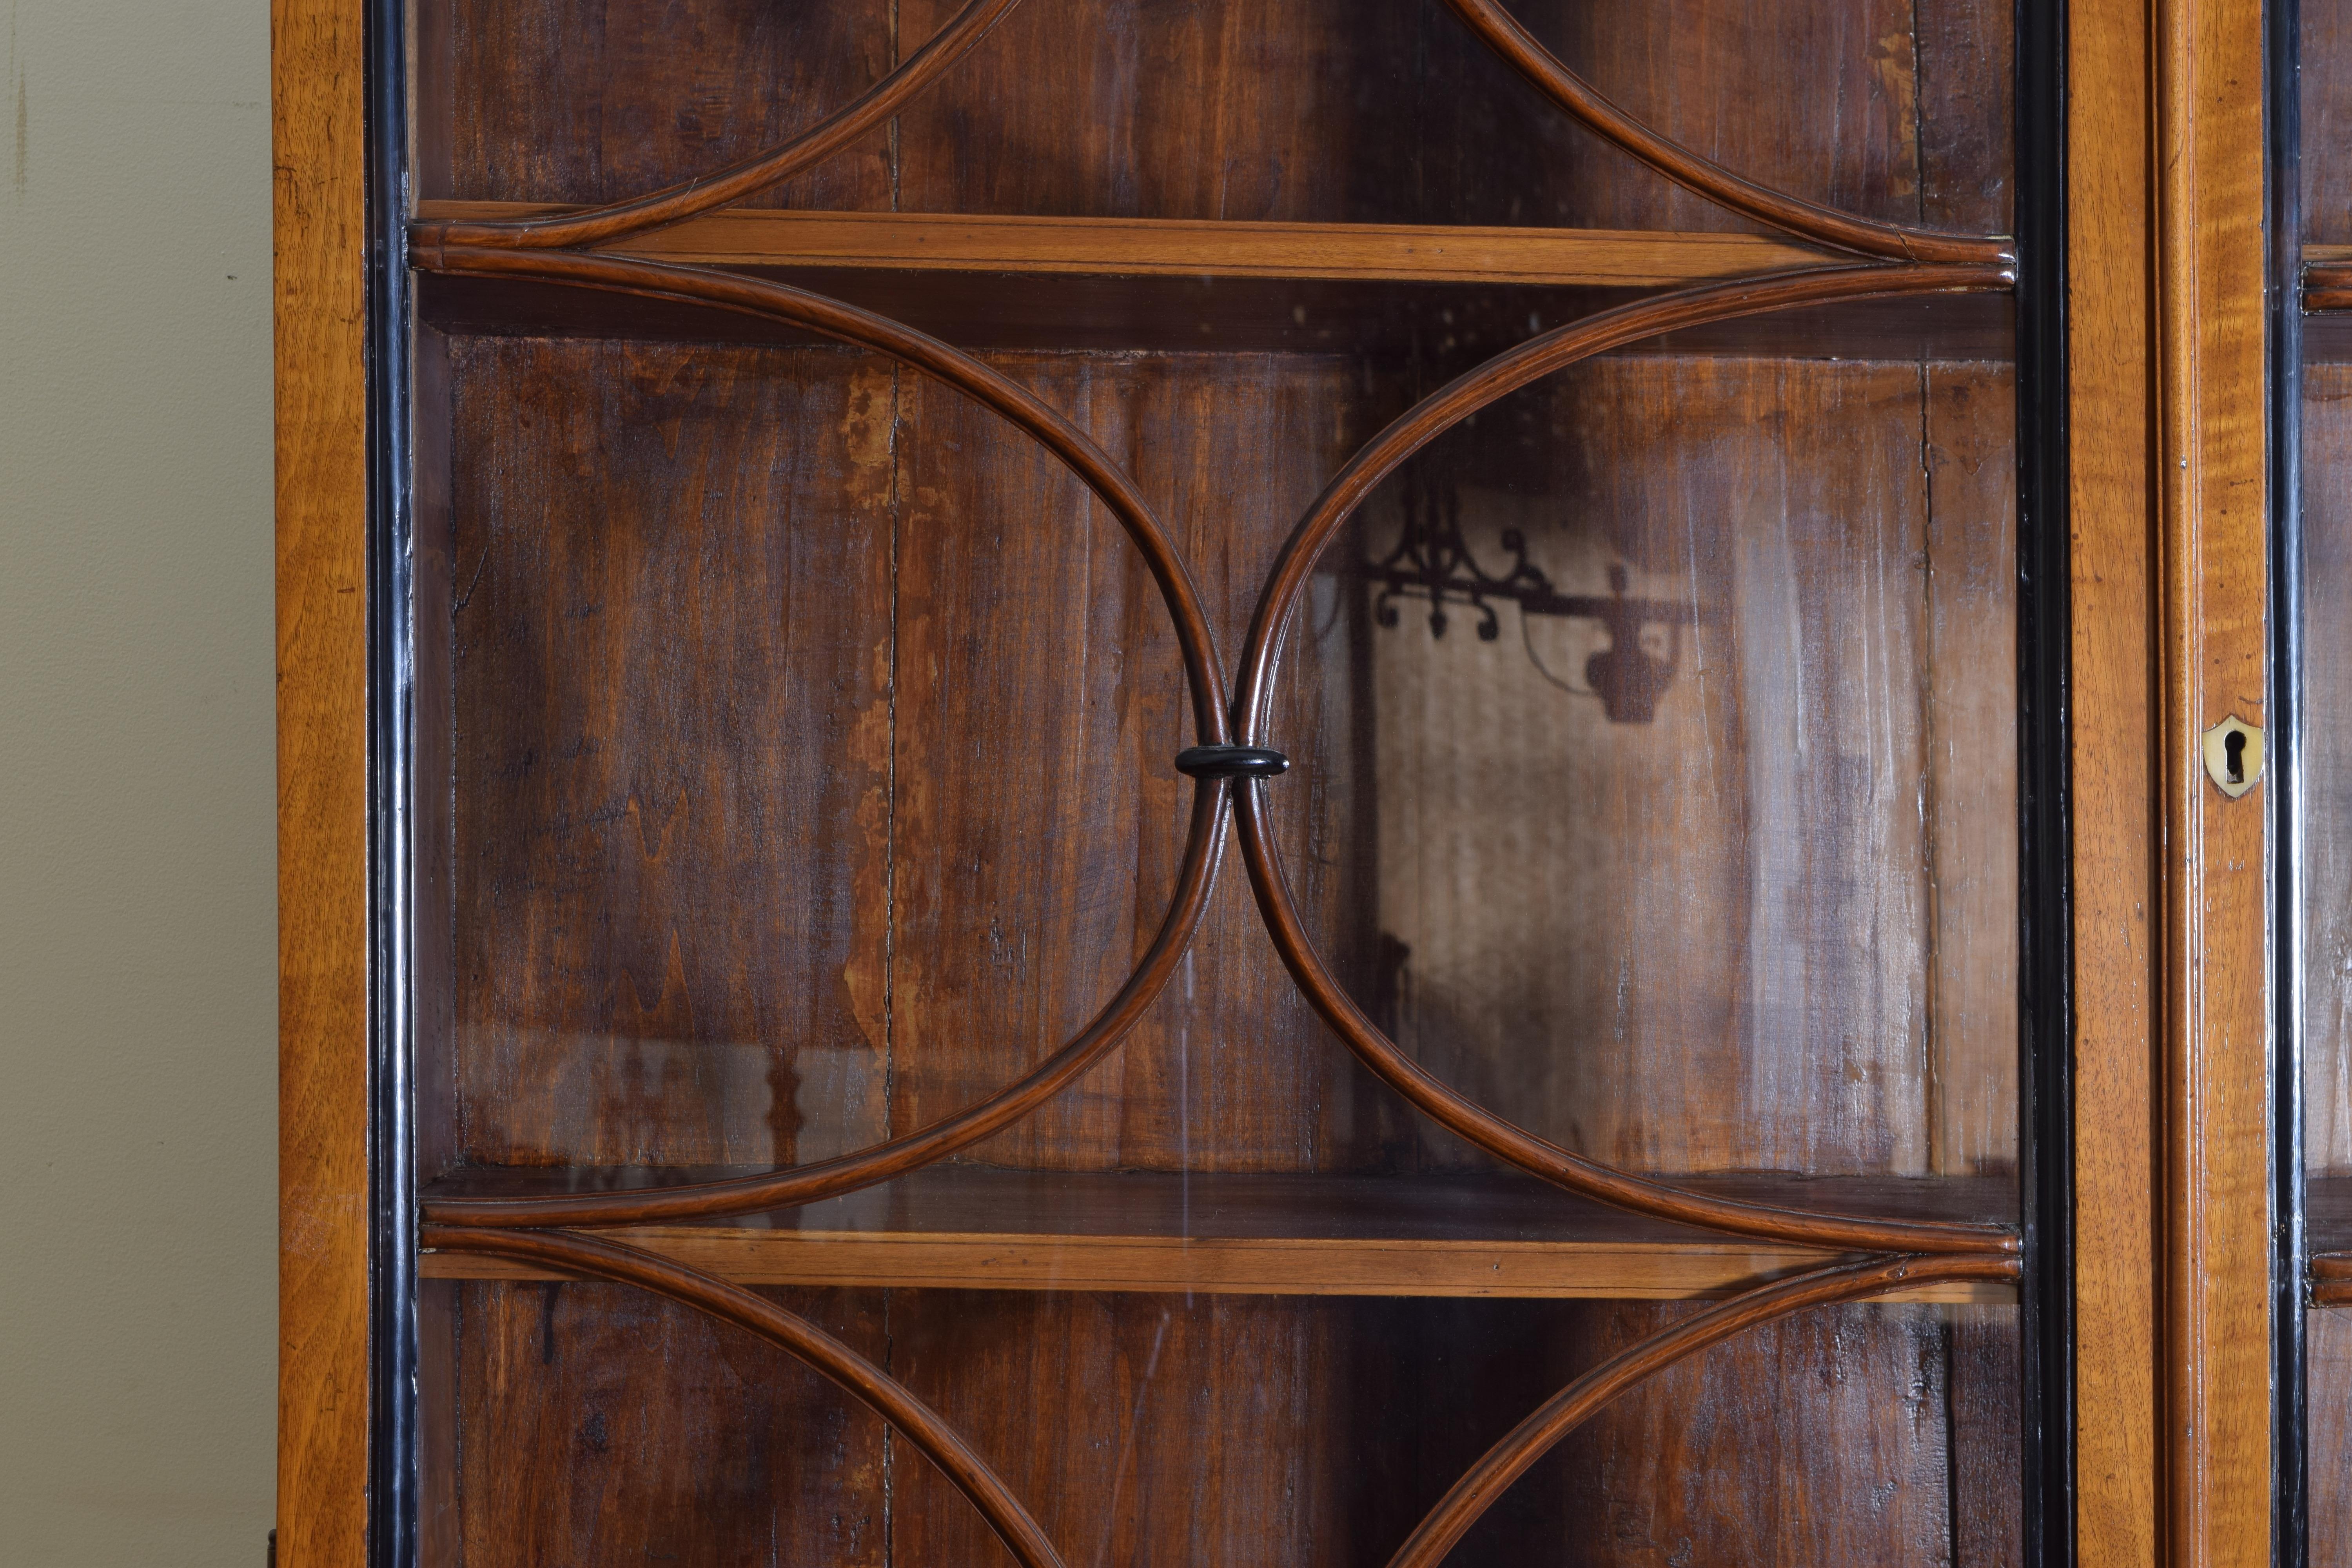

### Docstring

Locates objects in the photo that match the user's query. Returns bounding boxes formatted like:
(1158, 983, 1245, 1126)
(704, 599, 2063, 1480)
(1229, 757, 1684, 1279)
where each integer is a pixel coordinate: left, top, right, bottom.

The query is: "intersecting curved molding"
(1383, 1250, 2022, 1568)
(425, 1225, 1069, 1568)
(421, 247, 1229, 740)
(1440, 0, 2013, 267)
(413, 0, 1026, 252)
(1229, 264, 2019, 1256)
(417, 249, 1230, 1229)
(1230, 263, 2009, 740)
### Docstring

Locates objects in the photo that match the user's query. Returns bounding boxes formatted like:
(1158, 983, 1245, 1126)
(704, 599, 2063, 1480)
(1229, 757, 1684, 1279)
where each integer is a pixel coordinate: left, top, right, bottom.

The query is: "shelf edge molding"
(418, 1227, 2015, 1303)
(2305, 247, 2352, 310)
(412, 201, 1844, 288)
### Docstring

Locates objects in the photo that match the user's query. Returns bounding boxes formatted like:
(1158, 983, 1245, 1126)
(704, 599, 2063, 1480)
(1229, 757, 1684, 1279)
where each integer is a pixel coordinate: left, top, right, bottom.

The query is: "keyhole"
(2224, 728, 2247, 784)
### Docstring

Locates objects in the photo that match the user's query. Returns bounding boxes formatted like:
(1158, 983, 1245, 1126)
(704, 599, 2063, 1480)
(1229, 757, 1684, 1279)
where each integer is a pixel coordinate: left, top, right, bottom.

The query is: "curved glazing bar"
(413, 0, 1027, 251)
(417, 244, 1231, 743)
(1439, 0, 2014, 266)
(1235, 784, 2019, 1254)
(432, 783, 1226, 1227)
(1229, 263, 2019, 1256)
(423, 1225, 1071, 1568)
(1382, 1250, 2025, 1568)
(416, 251, 1233, 1229)
(1232, 262, 2013, 739)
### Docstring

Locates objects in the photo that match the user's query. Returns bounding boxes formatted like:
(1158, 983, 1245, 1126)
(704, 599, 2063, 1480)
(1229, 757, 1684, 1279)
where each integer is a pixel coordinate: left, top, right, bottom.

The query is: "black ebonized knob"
(1174, 744, 1291, 781)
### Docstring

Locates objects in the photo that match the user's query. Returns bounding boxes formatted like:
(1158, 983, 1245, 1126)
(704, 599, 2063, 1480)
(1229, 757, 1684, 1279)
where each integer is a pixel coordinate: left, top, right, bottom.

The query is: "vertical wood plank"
(1926, 365, 2022, 1175)
(441, 0, 892, 211)
(2300, 368, 2352, 1172)
(446, 339, 896, 1171)
(889, 0, 2005, 231)
(2154, 0, 2272, 1561)
(452, 1282, 891, 1566)
(2069, 0, 2160, 1561)
(2308, 1310, 2352, 1566)
(274, 0, 372, 1558)
(1358, 357, 1978, 1176)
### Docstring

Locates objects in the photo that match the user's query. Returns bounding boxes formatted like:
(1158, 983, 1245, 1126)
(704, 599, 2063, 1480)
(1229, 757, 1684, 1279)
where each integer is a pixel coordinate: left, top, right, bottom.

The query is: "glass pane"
(419, 0, 2012, 235)
(401, 2, 2031, 1563)
(2304, 5, 2352, 1558)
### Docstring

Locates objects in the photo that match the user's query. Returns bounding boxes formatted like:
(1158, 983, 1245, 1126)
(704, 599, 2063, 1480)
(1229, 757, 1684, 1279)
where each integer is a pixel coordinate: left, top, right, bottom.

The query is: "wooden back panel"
(428, 0, 2010, 230)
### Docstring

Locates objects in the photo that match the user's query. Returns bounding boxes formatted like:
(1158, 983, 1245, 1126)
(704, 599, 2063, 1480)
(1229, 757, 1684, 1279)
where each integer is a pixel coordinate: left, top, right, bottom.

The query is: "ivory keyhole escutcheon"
(2200, 715, 2264, 799)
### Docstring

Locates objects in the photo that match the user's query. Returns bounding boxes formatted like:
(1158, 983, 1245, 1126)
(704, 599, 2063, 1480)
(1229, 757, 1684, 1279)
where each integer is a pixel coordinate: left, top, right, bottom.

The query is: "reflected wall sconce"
(1365, 478, 1704, 724)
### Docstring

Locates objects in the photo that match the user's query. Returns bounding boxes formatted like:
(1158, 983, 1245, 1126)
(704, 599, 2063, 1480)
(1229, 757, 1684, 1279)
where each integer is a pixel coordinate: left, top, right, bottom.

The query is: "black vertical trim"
(2271, 0, 2308, 1559)
(364, 0, 419, 1562)
(2017, 2, 2073, 1564)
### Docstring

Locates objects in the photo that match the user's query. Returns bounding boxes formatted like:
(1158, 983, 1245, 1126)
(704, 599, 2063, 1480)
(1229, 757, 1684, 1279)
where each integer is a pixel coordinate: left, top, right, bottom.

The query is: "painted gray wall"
(0, 2, 278, 1563)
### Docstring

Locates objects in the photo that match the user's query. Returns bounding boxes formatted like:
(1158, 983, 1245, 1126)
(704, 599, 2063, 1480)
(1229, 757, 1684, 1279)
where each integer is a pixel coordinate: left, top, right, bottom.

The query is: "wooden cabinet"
(271, 0, 2276, 1563)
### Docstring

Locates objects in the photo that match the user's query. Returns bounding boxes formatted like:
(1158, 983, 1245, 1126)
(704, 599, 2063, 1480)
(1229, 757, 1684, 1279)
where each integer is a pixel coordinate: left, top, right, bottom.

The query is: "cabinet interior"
(404, 2, 2029, 1562)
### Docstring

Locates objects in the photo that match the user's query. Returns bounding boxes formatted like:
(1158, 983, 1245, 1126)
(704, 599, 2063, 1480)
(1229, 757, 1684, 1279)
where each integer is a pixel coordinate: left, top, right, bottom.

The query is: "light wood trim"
(419, 1229, 2012, 1304)
(2074, 2, 2274, 1561)
(412, 200, 1837, 287)
(2154, 0, 2273, 1562)
(2070, 0, 2161, 1557)
(274, 0, 371, 1560)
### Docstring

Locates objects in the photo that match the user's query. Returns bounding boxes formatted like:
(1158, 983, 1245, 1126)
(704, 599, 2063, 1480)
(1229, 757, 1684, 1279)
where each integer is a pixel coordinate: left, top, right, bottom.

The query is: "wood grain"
(433, 1226, 1071, 1568)
(414, 200, 1836, 285)
(1925, 366, 2023, 1173)
(433, 0, 892, 211)
(2307, 12, 2352, 1552)
(274, 0, 372, 1559)
(2305, 247, 2352, 311)
(884, 349, 1389, 1176)
(412, 265, 2021, 364)
(2298, 374, 2352, 1178)
(405, 3, 2042, 1562)
(1283, 358, 2016, 1178)
(1533, 1299, 2021, 1567)
(416, 1168, 2017, 1303)
(887, 0, 2008, 234)
(429, 0, 1026, 249)
(883, 1289, 2018, 1566)
(448, 337, 897, 1170)
(2068, 0, 2159, 1560)
(2310, 1309, 2352, 1566)
(1383, 1253, 2021, 1567)
(2154, 0, 2273, 1563)
(449, 1280, 891, 1568)
(1433, 0, 2007, 264)
(2306, 4, 2352, 256)
(433, 0, 2010, 237)
(2306, 35, 2352, 1558)
(419, 1231, 2011, 1302)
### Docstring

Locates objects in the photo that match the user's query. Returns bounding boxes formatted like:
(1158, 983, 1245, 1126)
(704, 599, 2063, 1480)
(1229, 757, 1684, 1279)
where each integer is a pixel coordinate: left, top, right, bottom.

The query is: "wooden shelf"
(2306, 245, 2352, 305)
(412, 203, 2016, 360)
(2308, 1176, 2352, 1304)
(419, 1167, 2016, 1304)
(2303, 249, 2352, 368)
(416, 202, 1837, 287)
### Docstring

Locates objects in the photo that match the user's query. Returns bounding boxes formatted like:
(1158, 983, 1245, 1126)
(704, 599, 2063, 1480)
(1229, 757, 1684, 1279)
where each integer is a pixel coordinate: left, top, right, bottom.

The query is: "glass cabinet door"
(2294, 2, 2352, 1560)
(371, 0, 2059, 1561)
